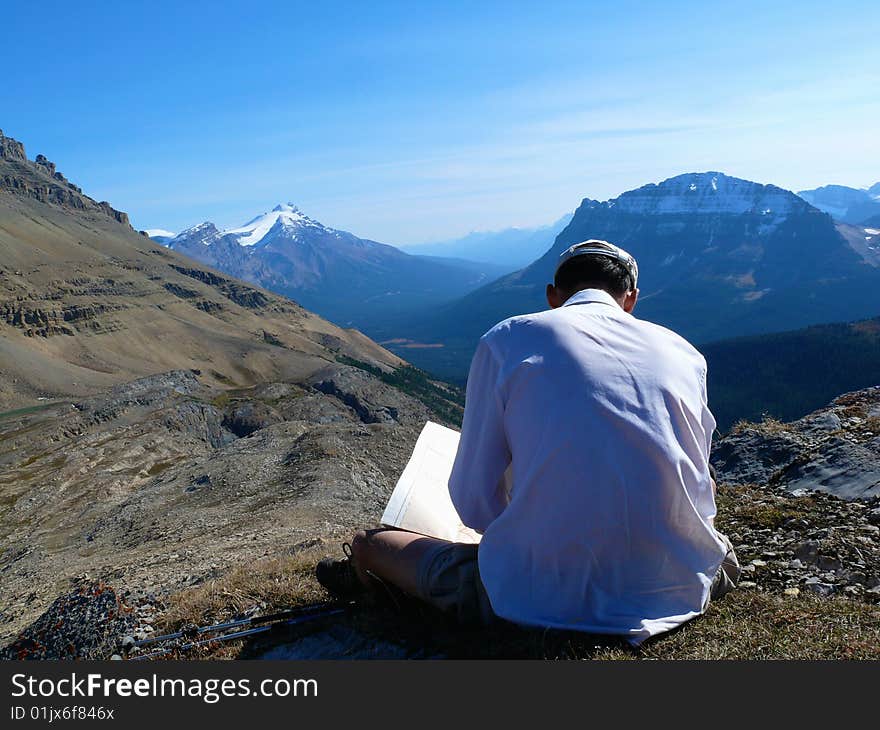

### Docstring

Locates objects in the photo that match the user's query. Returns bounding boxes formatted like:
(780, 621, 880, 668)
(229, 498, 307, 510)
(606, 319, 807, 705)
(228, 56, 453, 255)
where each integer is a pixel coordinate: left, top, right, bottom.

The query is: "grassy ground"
(151, 545, 880, 660)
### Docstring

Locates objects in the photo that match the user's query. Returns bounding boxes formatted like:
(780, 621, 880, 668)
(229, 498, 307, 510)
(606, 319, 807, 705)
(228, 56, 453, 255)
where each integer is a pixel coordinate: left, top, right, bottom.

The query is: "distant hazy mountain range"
(388, 172, 880, 379)
(143, 228, 176, 244)
(153, 204, 509, 331)
(798, 183, 880, 224)
(400, 213, 573, 272)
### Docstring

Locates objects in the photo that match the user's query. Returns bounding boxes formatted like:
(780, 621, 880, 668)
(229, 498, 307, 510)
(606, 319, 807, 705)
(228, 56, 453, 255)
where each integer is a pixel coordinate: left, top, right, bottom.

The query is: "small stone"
(110, 654, 123, 661)
(784, 587, 800, 597)
(793, 540, 819, 563)
(750, 559, 767, 568)
(121, 635, 135, 649)
(788, 559, 805, 570)
(817, 555, 842, 572)
(846, 572, 867, 586)
(738, 581, 758, 589)
(804, 581, 835, 597)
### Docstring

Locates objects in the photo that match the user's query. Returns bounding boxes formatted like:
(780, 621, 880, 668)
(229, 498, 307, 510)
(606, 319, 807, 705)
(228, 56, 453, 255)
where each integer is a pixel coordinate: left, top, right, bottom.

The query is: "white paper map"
(381, 421, 482, 544)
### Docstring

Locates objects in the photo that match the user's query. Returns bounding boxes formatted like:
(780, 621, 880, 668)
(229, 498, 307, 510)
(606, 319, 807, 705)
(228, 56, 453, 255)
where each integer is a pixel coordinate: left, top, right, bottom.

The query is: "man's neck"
(562, 288, 625, 309)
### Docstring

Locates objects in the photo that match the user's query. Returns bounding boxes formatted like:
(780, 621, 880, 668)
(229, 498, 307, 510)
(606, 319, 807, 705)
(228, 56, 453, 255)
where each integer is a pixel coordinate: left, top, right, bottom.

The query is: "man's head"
(546, 239, 639, 312)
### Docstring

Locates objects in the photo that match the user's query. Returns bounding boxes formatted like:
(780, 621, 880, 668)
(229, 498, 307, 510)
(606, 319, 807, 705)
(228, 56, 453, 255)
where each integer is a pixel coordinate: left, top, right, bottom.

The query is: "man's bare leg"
(350, 528, 452, 596)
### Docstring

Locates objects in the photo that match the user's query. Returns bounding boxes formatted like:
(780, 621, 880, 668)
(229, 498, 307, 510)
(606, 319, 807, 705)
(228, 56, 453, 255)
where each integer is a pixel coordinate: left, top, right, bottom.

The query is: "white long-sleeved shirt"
(448, 288, 726, 644)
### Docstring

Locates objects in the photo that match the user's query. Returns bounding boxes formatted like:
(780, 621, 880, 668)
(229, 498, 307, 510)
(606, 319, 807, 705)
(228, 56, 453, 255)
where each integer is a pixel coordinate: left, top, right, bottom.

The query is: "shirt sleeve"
(448, 335, 512, 533)
(699, 362, 717, 458)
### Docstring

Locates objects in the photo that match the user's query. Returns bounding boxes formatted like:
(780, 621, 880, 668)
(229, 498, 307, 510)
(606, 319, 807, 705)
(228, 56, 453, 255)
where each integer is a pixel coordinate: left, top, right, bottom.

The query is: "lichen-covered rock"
(0, 581, 134, 660)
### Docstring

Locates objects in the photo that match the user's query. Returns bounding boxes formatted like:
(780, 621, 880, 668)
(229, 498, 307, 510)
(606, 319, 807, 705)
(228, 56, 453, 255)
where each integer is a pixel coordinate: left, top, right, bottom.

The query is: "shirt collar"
(561, 288, 622, 309)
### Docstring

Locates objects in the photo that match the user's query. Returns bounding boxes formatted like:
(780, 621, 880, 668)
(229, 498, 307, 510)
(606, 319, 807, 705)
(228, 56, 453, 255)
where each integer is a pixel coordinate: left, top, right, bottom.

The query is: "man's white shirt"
(448, 288, 726, 644)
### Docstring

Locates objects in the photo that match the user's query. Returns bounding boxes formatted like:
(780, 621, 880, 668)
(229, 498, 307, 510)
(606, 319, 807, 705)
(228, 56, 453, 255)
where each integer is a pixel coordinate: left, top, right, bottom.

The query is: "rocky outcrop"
(0, 129, 128, 226)
(1, 300, 127, 337)
(309, 366, 414, 425)
(712, 387, 880, 500)
(169, 265, 271, 309)
(0, 129, 26, 161)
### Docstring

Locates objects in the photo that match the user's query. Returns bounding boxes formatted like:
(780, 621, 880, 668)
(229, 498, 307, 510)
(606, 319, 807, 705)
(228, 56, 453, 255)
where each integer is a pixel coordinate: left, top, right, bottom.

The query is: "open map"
(380, 421, 482, 544)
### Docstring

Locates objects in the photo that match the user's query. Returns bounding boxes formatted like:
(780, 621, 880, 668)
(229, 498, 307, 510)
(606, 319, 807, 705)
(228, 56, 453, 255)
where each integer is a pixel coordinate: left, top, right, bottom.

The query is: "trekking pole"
(130, 605, 348, 661)
(131, 600, 347, 649)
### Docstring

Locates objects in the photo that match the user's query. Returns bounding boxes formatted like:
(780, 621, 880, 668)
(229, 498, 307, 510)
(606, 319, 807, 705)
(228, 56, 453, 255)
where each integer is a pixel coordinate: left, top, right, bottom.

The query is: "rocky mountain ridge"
(0, 130, 403, 410)
(0, 363, 461, 648)
(0, 129, 129, 226)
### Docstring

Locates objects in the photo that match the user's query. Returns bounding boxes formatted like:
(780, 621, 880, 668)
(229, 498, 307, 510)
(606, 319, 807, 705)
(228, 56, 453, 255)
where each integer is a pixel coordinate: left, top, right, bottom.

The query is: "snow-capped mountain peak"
(167, 221, 222, 248)
(272, 202, 299, 213)
(225, 202, 326, 246)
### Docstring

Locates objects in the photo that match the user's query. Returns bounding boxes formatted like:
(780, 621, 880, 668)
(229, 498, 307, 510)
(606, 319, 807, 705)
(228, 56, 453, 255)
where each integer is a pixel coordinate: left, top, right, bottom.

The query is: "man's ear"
(623, 288, 639, 313)
(546, 283, 564, 309)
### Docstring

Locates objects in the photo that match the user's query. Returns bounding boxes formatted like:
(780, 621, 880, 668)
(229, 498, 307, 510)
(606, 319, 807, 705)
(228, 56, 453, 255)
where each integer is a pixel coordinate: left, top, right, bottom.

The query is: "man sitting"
(317, 239, 740, 644)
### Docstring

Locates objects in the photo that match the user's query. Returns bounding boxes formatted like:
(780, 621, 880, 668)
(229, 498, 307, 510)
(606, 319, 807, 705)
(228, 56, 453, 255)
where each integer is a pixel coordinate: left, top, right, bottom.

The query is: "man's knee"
(350, 528, 390, 572)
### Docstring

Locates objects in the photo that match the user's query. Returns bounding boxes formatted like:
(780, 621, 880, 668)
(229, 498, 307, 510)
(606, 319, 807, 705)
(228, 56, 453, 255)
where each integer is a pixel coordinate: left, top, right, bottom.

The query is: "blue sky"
(3, 0, 879, 244)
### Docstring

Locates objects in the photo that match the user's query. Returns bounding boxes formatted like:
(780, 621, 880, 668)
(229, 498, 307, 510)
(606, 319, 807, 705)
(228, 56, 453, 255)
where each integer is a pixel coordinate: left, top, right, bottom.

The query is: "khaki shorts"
(415, 531, 741, 625)
(415, 542, 494, 626)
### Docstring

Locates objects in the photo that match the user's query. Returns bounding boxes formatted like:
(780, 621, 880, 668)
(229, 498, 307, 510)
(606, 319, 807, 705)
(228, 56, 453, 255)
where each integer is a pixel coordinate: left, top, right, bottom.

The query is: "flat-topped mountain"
(158, 204, 508, 331)
(0, 131, 401, 410)
(396, 172, 880, 379)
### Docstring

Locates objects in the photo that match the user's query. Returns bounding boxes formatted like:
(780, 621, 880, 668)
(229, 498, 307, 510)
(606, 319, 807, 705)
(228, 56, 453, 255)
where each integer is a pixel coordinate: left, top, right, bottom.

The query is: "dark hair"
(554, 254, 633, 297)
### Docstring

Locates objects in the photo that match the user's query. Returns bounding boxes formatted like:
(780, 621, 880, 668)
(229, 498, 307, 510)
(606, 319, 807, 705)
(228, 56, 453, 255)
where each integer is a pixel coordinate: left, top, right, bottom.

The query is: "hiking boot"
(315, 543, 364, 599)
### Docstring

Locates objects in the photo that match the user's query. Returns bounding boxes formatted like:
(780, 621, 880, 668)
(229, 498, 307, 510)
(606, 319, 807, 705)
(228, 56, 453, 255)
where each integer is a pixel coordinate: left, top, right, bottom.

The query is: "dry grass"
(598, 591, 880, 660)
(153, 548, 328, 659)
(151, 546, 880, 661)
(715, 484, 819, 529)
(728, 416, 790, 437)
(159, 550, 326, 629)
